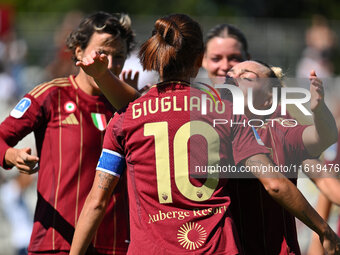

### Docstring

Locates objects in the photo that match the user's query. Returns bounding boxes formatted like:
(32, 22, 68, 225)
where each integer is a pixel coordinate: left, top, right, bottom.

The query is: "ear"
(75, 46, 83, 61)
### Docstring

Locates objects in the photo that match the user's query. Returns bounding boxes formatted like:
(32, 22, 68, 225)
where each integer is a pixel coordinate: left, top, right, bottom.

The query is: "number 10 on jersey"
(144, 121, 220, 204)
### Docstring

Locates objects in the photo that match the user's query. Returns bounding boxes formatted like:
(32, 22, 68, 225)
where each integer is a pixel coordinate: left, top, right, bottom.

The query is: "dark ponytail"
(139, 14, 204, 79)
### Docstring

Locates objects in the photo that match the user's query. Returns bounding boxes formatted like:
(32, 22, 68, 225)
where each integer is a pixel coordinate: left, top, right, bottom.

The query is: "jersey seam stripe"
(53, 89, 63, 250)
(69, 75, 78, 89)
(32, 83, 71, 98)
(29, 80, 67, 96)
(29, 77, 68, 91)
(29, 78, 69, 96)
(29, 83, 48, 95)
(29, 81, 70, 97)
(75, 92, 83, 226)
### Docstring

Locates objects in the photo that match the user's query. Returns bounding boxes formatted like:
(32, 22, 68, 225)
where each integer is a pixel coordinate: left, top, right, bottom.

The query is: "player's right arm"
(76, 50, 140, 109)
(244, 153, 340, 255)
(71, 112, 126, 255)
(70, 170, 119, 255)
(0, 95, 41, 174)
(307, 193, 334, 255)
(4, 147, 39, 174)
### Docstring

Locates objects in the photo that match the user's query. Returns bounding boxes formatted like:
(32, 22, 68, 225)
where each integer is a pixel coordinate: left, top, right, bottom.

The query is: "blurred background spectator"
(0, 5, 35, 255)
(45, 11, 83, 79)
(296, 14, 337, 78)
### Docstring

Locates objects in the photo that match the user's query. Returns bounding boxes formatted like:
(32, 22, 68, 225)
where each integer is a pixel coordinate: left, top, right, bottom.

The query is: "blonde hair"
(270, 66, 285, 88)
(253, 60, 285, 102)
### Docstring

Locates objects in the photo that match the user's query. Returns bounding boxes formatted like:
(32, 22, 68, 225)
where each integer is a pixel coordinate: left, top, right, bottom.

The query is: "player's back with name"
(107, 83, 269, 254)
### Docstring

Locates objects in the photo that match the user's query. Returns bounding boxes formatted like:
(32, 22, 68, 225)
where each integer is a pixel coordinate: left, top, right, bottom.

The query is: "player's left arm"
(70, 171, 119, 255)
(302, 70, 338, 157)
(244, 153, 340, 255)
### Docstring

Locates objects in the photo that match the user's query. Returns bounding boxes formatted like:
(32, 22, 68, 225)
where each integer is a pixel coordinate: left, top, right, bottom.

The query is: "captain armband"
(96, 149, 126, 177)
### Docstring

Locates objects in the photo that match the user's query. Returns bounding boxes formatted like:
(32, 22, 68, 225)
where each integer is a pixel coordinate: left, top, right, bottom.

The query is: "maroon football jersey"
(102, 82, 269, 254)
(229, 119, 309, 255)
(0, 76, 129, 254)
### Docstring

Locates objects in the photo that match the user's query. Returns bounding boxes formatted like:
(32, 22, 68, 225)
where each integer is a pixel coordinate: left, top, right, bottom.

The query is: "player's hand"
(5, 147, 39, 175)
(320, 227, 340, 255)
(76, 50, 109, 79)
(310, 70, 325, 113)
(120, 70, 139, 90)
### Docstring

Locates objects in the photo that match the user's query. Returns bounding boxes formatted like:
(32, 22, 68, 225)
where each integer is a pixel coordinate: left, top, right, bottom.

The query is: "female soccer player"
(70, 14, 340, 255)
(202, 24, 340, 254)
(202, 24, 250, 85)
(224, 60, 340, 255)
(0, 11, 137, 254)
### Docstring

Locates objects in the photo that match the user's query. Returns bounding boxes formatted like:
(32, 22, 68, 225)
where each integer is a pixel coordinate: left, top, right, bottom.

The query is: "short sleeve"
(102, 112, 125, 155)
(232, 114, 269, 165)
(97, 112, 126, 177)
(283, 123, 309, 162)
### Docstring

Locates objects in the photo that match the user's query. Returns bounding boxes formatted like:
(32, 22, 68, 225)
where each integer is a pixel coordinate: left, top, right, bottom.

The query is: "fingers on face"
(75, 61, 82, 67)
(85, 56, 96, 65)
(91, 50, 98, 59)
(80, 51, 108, 66)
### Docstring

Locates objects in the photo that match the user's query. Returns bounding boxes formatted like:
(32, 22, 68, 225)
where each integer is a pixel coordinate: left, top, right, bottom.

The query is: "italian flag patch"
(91, 113, 107, 131)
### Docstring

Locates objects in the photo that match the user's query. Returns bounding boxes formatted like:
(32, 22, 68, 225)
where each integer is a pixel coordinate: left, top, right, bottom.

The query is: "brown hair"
(139, 14, 204, 79)
(66, 11, 136, 63)
(205, 24, 250, 60)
